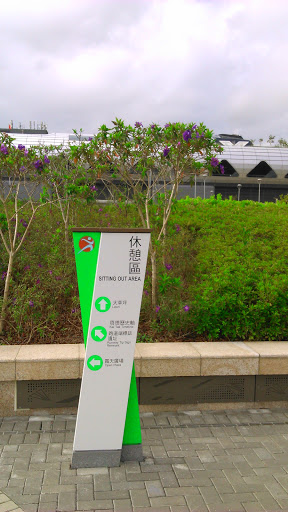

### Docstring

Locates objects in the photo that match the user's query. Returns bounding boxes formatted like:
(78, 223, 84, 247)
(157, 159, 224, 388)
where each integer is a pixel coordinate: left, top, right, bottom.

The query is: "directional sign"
(87, 355, 103, 371)
(95, 296, 111, 312)
(91, 326, 107, 342)
(71, 228, 151, 468)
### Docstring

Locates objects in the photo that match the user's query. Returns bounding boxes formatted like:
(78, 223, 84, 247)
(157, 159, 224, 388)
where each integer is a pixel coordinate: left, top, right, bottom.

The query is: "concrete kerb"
(1, 342, 288, 417)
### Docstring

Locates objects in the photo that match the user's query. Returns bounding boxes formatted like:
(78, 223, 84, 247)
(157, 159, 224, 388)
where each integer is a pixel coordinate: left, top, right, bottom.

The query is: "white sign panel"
(72, 231, 150, 467)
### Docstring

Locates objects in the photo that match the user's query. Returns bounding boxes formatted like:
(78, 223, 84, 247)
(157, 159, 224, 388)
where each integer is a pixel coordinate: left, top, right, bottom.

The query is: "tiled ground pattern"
(0, 489, 24, 511)
(1, 410, 288, 511)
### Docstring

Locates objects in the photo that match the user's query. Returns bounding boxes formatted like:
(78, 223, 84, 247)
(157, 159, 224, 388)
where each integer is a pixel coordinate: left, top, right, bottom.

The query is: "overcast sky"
(1, 0, 287, 142)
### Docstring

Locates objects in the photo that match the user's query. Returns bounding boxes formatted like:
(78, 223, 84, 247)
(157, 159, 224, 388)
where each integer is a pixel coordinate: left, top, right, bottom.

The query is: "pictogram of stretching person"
(78, 236, 95, 254)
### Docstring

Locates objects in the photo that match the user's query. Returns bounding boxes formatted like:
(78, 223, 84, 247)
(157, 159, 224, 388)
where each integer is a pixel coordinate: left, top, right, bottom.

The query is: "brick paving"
(2, 409, 288, 510)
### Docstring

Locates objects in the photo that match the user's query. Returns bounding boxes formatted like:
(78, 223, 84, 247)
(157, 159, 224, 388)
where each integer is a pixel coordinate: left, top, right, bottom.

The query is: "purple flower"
(144, 290, 149, 296)
(34, 159, 43, 170)
(24, 265, 30, 271)
(175, 224, 181, 232)
(201, 133, 205, 138)
(196, 132, 200, 139)
(21, 219, 28, 228)
(44, 155, 50, 164)
(88, 137, 93, 141)
(90, 185, 97, 191)
(135, 122, 143, 128)
(164, 123, 170, 128)
(38, 263, 43, 268)
(163, 146, 170, 157)
(24, 150, 28, 156)
(36, 279, 40, 284)
(211, 157, 219, 167)
(1, 272, 7, 280)
(155, 305, 160, 313)
(183, 305, 190, 312)
(72, 309, 76, 313)
(177, 142, 181, 147)
(19, 166, 25, 172)
(192, 124, 197, 130)
(150, 124, 156, 129)
(18, 144, 25, 151)
(98, 208, 103, 212)
(29, 301, 34, 307)
(165, 263, 173, 271)
(183, 130, 191, 142)
(48, 270, 52, 275)
(0, 144, 8, 155)
(220, 164, 225, 174)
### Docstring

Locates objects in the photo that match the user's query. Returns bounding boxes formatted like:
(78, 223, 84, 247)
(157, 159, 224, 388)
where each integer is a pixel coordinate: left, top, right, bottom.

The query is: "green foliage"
(1, 184, 288, 343)
(158, 273, 181, 295)
(136, 333, 155, 343)
(170, 196, 288, 341)
(0, 213, 7, 231)
(279, 194, 288, 204)
(278, 138, 288, 148)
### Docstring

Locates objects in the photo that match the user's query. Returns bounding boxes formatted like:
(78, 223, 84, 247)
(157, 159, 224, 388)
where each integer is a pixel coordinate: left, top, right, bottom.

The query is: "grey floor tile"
(4, 409, 288, 512)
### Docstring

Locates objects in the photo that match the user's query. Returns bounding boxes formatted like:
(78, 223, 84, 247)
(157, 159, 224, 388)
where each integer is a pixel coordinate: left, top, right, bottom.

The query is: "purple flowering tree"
(0, 133, 52, 334)
(69, 130, 123, 206)
(37, 141, 93, 246)
(77, 118, 222, 309)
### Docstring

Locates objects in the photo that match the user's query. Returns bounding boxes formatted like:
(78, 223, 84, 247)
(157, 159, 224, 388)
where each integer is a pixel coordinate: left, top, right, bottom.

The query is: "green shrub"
(1, 196, 288, 343)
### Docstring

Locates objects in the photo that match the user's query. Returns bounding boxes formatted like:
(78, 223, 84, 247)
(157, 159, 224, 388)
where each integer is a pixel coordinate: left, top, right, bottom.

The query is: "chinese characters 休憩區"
(129, 235, 141, 274)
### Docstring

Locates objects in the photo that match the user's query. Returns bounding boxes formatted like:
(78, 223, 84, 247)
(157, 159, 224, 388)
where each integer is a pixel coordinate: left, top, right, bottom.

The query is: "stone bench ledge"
(0, 341, 288, 381)
(245, 341, 288, 375)
(135, 342, 201, 377)
(0, 344, 81, 381)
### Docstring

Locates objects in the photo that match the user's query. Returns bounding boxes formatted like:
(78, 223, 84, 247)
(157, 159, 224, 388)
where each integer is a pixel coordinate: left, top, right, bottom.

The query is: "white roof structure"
(219, 146, 288, 178)
(5, 132, 93, 148)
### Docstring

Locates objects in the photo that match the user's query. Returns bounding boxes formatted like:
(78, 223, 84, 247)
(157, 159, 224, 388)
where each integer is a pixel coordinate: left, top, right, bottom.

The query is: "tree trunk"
(64, 199, 70, 246)
(0, 251, 14, 334)
(150, 248, 157, 312)
(64, 219, 69, 245)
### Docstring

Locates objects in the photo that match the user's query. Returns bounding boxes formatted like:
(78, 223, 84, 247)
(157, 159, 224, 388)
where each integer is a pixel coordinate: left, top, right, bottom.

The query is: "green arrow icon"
(91, 326, 107, 342)
(87, 355, 103, 371)
(95, 296, 111, 312)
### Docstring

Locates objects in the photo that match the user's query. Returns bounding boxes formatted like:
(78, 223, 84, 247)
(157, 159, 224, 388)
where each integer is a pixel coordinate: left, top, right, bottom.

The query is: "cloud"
(1, 0, 288, 143)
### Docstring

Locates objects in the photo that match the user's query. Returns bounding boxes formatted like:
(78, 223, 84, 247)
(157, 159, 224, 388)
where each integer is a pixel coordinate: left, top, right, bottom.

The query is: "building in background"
(1, 126, 288, 202)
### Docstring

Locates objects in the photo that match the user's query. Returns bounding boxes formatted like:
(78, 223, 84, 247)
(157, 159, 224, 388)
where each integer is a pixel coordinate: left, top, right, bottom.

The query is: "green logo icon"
(87, 355, 103, 371)
(95, 296, 111, 312)
(91, 326, 107, 342)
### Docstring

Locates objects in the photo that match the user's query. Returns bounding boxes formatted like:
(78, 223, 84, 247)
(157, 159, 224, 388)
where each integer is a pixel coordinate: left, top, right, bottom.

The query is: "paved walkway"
(2, 409, 288, 511)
